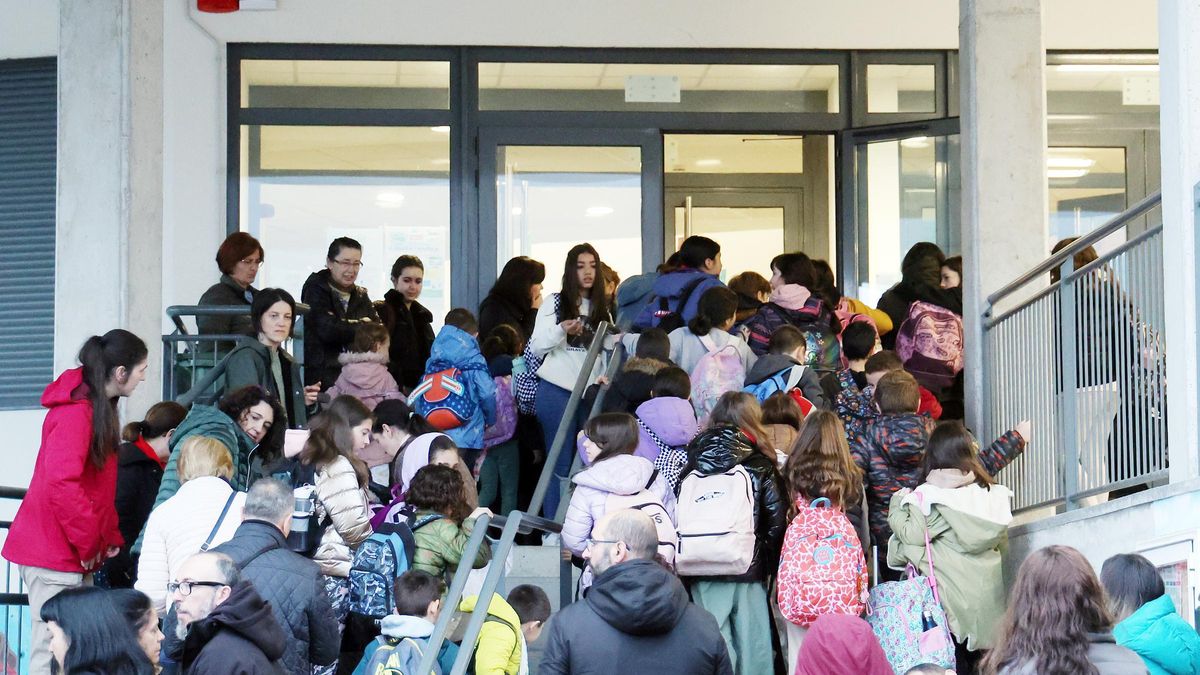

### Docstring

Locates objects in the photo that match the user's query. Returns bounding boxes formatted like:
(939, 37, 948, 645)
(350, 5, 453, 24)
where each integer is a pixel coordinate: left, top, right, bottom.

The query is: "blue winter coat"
(424, 325, 497, 450)
(616, 272, 659, 331)
(1114, 594, 1200, 675)
(633, 269, 724, 331)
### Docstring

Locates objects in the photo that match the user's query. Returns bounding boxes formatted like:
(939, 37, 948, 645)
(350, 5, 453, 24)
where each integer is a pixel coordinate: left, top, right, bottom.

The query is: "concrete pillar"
(959, 0, 1049, 432)
(1158, 0, 1200, 482)
(56, 0, 163, 416)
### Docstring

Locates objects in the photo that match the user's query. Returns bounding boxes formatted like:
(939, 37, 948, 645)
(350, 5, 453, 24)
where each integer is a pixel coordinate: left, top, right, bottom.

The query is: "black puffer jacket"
(478, 292, 537, 343)
(679, 425, 788, 583)
(211, 520, 339, 674)
(877, 243, 963, 351)
(376, 290, 435, 390)
(101, 442, 164, 587)
(180, 580, 287, 674)
(300, 269, 379, 389)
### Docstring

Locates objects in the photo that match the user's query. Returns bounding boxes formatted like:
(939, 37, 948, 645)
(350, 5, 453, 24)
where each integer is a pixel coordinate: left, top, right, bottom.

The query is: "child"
(677, 392, 786, 675)
(743, 325, 828, 410)
(326, 322, 405, 410)
(354, 570, 459, 674)
(561, 413, 677, 562)
(835, 350, 941, 441)
(414, 308, 497, 472)
(820, 320, 878, 402)
(601, 328, 673, 414)
(761, 392, 803, 464)
(669, 286, 756, 375)
(405, 463, 493, 580)
(776, 411, 868, 674)
(392, 432, 479, 516)
(633, 366, 699, 492)
(851, 370, 1027, 568)
(728, 271, 771, 326)
(479, 324, 522, 517)
(888, 421, 1014, 673)
(458, 584, 552, 675)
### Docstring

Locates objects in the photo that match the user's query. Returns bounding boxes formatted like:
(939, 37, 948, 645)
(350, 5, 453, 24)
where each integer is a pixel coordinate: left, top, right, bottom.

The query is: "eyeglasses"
(167, 580, 228, 596)
(239, 257, 263, 267)
(332, 259, 364, 269)
(585, 538, 623, 550)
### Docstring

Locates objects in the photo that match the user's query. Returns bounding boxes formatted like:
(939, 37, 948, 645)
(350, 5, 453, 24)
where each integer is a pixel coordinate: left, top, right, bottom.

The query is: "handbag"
(199, 491, 238, 552)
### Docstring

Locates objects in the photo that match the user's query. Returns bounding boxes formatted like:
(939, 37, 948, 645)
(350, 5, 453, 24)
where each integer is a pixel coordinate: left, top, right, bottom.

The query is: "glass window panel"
(866, 64, 936, 113)
(1048, 147, 1127, 252)
(479, 62, 839, 113)
(673, 207, 784, 282)
(241, 125, 451, 325)
(665, 134, 804, 174)
(241, 59, 450, 109)
(496, 146, 642, 295)
(1045, 55, 1159, 114)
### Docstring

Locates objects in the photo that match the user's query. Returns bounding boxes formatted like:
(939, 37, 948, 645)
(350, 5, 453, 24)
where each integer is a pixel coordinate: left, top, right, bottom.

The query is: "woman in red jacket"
(2, 329, 149, 674)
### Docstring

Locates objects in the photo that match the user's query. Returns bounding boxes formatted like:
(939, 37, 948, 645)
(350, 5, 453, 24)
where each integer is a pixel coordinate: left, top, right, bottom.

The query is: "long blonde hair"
(708, 392, 772, 460)
(782, 410, 862, 514)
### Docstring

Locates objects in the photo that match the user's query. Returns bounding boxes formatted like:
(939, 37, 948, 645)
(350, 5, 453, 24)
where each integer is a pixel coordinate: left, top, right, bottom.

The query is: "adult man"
(173, 551, 286, 674)
(211, 478, 339, 673)
(301, 236, 380, 388)
(540, 510, 733, 675)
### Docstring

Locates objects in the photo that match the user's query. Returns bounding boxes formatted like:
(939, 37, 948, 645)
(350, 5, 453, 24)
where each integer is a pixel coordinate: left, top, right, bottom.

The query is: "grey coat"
(223, 339, 309, 427)
(998, 633, 1149, 675)
(198, 274, 259, 337)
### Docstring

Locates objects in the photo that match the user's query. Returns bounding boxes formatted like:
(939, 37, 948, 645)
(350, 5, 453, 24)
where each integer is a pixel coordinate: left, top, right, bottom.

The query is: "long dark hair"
(1100, 553, 1165, 622)
(372, 399, 439, 437)
(300, 395, 372, 488)
(558, 243, 610, 332)
(687, 286, 738, 336)
(677, 236, 721, 270)
(771, 252, 817, 289)
(584, 413, 640, 464)
(120, 401, 187, 443)
(78, 330, 148, 470)
(108, 589, 157, 644)
(40, 586, 154, 675)
(489, 256, 546, 313)
(919, 421, 995, 488)
(811, 259, 842, 306)
(983, 545, 1111, 675)
(217, 385, 286, 458)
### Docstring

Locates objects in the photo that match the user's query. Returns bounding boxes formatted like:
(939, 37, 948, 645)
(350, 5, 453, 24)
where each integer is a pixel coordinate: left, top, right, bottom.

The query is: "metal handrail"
(985, 191, 1161, 309)
(164, 303, 311, 335)
(448, 513, 526, 675)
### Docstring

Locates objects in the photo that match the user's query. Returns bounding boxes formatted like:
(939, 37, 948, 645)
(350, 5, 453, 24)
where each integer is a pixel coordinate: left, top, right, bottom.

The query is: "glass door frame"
(475, 126, 664, 306)
(837, 117, 961, 296)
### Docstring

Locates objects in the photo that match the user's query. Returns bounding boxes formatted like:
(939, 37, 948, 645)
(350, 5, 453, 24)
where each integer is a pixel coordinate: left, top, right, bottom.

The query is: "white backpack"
(689, 335, 746, 424)
(675, 465, 756, 576)
(604, 470, 678, 565)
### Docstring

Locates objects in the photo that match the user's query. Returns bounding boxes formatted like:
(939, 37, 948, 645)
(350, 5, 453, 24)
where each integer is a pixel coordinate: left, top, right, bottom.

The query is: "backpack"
(833, 300, 879, 367)
(514, 294, 561, 415)
(603, 469, 678, 565)
(359, 634, 440, 675)
(641, 276, 708, 333)
(894, 300, 965, 394)
(483, 375, 517, 449)
(776, 497, 867, 627)
(743, 365, 806, 403)
(689, 335, 746, 423)
(674, 465, 756, 576)
(411, 367, 477, 431)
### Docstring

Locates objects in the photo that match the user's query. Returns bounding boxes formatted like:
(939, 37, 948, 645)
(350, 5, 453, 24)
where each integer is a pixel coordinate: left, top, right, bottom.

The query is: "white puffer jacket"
(312, 455, 373, 577)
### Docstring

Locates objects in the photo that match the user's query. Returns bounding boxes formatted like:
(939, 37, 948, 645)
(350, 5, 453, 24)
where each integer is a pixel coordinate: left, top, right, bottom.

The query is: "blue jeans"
(535, 380, 577, 519)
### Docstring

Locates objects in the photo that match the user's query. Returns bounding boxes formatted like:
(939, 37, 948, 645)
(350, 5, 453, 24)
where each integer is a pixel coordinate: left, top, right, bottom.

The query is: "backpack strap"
(673, 276, 708, 316)
(643, 468, 660, 491)
(199, 491, 238, 552)
(411, 514, 444, 532)
(783, 365, 806, 392)
(482, 615, 522, 665)
(698, 334, 719, 354)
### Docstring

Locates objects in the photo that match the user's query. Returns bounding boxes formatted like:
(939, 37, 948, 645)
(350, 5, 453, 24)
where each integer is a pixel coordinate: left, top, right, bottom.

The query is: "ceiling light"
(900, 136, 930, 148)
(1054, 64, 1159, 73)
(1047, 168, 1089, 179)
(375, 191, 405, 208)
(431, 158, 450, 165)
(586, 206, 614, 217)
(1047, 157, 1096, 169)
(511, 207, 523, 216)
(430, 126, 451, 133)
(694, 158, 722, 167)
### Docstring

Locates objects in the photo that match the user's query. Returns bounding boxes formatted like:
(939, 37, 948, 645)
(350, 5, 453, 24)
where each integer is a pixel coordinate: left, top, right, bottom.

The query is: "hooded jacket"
(2, 368, 123, 573)
(223, 339, 308, 427)
(741, 292, 840, 361)
(887, 474, 1014, 650)
(376, 290, 435, 390)
(877, 243, 964, 350)
(744, 353, 829, 410)
(151, 404, 260, 517)
(633, 268, 725, 331)
(410, 509, 492, 580)
(212, 520, 339, 673)
(1113, 594, 1200, 675)
(301, 268, 379, 388)
(326, 351, 404, 410)
(197, 274, 259, 338)
(180, 580, 288, 674)
(539, 559, 733, 675)
(353, 614, 459, 675)
(600, 357, 670, 414)
(561, 454, 678, 556)
(615, 272, 660, 331)
(679, 426, 787, 582)
(424, 325, 497, 450)
(795, 614, 892, 675)
(632, 397, 698, 491)
(458, 593, 525, 675)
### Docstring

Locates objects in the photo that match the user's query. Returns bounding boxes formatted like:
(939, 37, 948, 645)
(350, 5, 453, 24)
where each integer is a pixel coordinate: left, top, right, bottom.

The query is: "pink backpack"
(834, 299, 878, 368)
(483, 375, 517, 449)
(689, 335, 746, 424)
(776, 497, 868, 627)
(894, 301, 964, 393)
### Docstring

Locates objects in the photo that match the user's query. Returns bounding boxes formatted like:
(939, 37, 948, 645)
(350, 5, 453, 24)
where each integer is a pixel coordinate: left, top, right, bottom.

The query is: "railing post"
(1060, 259, 1080, 510)
(450, 514, 525, 675)
(414, 512, 495, 675)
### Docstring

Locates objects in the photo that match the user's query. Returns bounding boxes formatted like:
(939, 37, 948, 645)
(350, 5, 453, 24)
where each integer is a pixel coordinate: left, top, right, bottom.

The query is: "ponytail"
(688, 286, 738, 336)
(78, 330, 149, 470)
(120, 401, 187, 443)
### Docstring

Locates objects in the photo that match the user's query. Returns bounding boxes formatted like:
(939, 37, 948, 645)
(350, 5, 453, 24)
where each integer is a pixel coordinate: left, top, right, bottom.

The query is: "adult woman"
(811, 259, 894, 336)
(41, 586, 155, 675)
(101, 401, 187, 589)
(196, 231, 264, 337)
(224, 288, 320, 427)
(109, 589, 166, 669)
(982, 545, 1147, 674)
(528, 243, 613, 519)
(741, 253, 842, 368)
(876, 242, 963, 351)
(1101, 553, 1200, 675)
(376, 254, 435, 390)
(136, 436, 246, 614)
(479, 255, 546, 342)
(633, 236, 725, 331)
(152, 385, 284, 509)
(2, 330, 148, 674)
(298, 395, 375, 664)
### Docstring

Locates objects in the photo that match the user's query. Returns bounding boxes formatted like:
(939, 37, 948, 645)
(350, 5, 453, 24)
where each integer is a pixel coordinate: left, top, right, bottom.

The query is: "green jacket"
(411, 510, 492, 581)
(223, 340, 308, 428)
(1114, 593, 1200, 675)
(886, 483, 1012, 651)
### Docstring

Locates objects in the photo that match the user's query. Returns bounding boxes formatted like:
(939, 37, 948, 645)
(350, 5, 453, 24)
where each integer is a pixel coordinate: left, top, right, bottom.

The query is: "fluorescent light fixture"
(1054, 64, 1159, 73)
(1047, 157, 1096, 169)
(586, 206, 614, 217)
(900, 136, 930, 149)
(511, 207, 523, 216)
(1047, 168, 1089, 179)
(430, 126, 451, 133)
(431, 158, 450, 165)
(375, 191, 405, 208)
(694, 158, 723, 167)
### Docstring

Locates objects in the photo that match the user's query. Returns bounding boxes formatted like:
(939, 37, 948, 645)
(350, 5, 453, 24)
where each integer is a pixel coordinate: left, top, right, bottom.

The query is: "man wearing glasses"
(540, 510, 733, 675)
(301, 236, 381, 389)
(172, 551, 287, 674)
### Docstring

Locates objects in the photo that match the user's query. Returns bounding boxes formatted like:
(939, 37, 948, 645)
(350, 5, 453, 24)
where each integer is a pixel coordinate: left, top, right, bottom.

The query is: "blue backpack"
(411, 367, 477, 431)
(743, 365, 807, 403)
(358, 634, 440, 675)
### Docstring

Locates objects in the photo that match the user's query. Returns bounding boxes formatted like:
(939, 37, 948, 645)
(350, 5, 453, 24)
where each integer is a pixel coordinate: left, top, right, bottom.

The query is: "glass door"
(477, 128, 663, 302)
(840, 118, 960, 307)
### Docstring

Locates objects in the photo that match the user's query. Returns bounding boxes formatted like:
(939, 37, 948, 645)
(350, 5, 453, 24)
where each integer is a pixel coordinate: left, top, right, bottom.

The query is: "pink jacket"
(326, 352, 404, 410)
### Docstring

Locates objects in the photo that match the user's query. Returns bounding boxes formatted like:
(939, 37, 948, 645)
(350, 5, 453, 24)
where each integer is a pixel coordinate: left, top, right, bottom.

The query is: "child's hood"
(335, 352, 395, 390)
(635, 397, 698, 447)
(380, 614, 435, 639)
(573, 454, 657, 495)
(428, 325, 488, 371)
